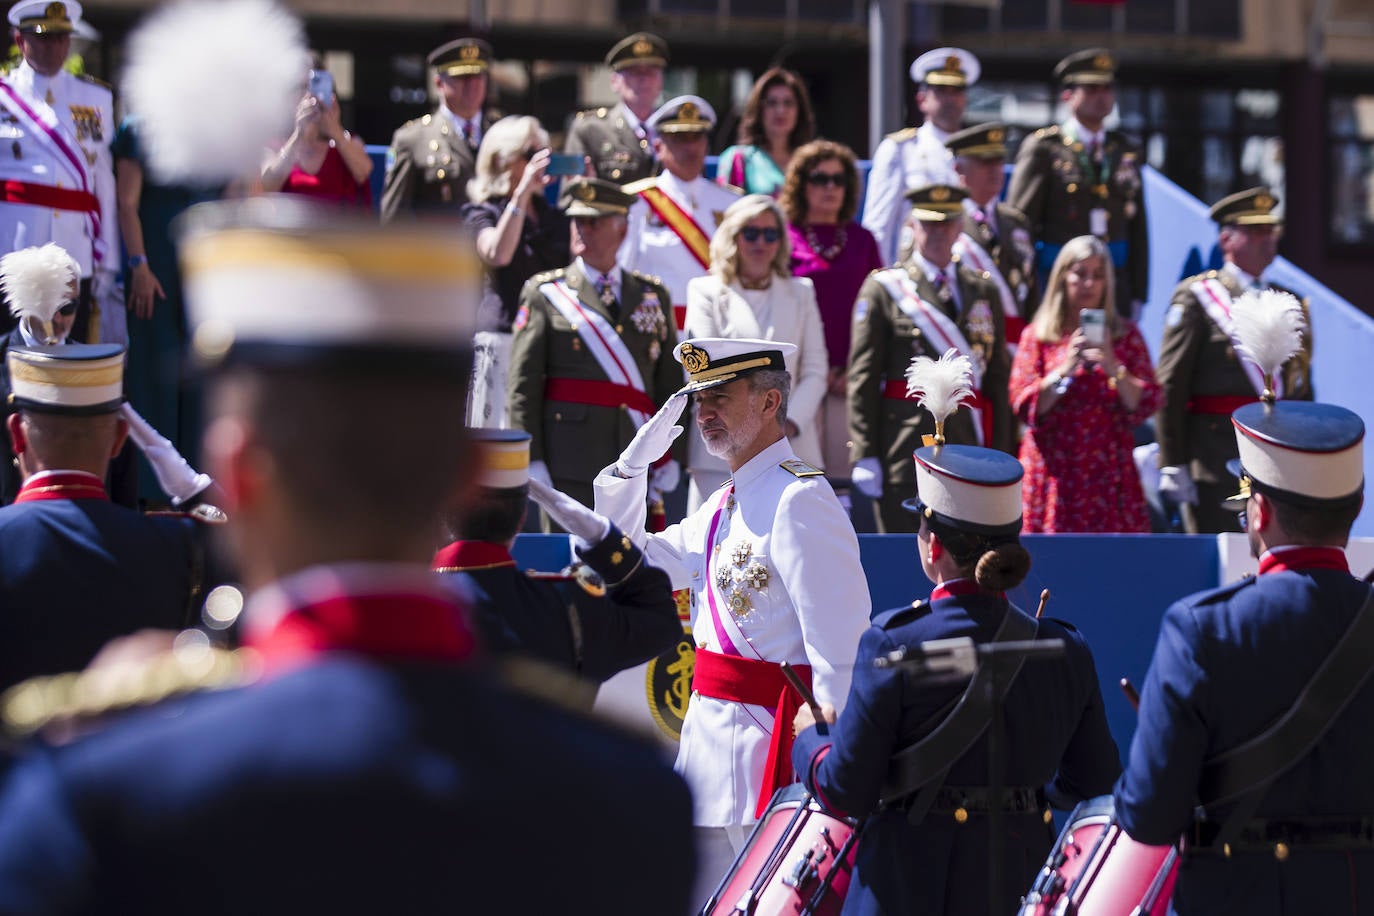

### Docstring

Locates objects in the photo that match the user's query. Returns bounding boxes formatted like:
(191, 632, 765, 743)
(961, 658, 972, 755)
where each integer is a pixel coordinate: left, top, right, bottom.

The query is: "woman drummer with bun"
(792, 351, 1122, 916)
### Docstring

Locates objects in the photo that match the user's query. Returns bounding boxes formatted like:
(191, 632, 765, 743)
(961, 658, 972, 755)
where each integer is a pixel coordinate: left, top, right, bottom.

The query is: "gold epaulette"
(885, 127, 918, 142)
(1, 644, 260, 737)
(74, 72, 111, 91)
(528, 267, 567, 285)
(779, 458, 824, 478)
(575, 106, 608, 120)
(621, 176, 657, 195)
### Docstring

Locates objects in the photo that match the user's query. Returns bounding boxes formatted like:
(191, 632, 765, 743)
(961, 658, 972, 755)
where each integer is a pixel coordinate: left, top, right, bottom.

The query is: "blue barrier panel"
(511, 530, 1219, 763)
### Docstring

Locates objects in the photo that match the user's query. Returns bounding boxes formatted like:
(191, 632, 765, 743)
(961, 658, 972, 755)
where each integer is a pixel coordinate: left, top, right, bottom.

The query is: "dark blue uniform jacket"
(0, 498, 194, 690)
(1116, 562, 1374, 915)
(793, 592, 1121, 916)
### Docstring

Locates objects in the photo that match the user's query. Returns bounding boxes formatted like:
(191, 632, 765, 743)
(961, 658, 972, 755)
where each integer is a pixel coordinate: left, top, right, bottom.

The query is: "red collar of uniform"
(930, 578, 1004, 601)
(1258, 546, 1350, 577)
(431, 540, 516, 572)
(14, 470, 107, 503)
(242, 567, 477, 675)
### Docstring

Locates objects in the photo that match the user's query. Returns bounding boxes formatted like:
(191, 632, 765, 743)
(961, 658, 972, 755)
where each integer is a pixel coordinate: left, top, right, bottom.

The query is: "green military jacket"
(380, 109, 484, 222)
(958, 201, 1041, 326)
(564, 102, 656, 184)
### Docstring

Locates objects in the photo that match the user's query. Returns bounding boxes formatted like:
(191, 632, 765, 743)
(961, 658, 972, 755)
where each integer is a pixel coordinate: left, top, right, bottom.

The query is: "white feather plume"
(905, 349, 974, 438)
(122, 0, 307, 185)
(1, 243, 78, 323)
(1230, 288, 1305, 393)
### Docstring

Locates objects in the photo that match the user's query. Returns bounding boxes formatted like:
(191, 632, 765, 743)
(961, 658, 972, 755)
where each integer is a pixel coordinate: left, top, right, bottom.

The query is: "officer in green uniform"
(379, 37, 492, 222)
(848, 183, 1011, 534)
(507, 177, 684, 517)
(945, 122, 1040, 343)
(1155, 187, 1313, 534)
(1008, 49, 1149, 317)
(563, 32, 668, 184)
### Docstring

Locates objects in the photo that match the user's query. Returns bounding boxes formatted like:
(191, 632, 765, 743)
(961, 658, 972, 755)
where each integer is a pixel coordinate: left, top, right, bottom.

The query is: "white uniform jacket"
(618, 171, 740, 323)
(682, 274, 830, 475)
(0, 62, 117, 277)
(594, 436, 870, 827)
(861, 121, 958, 266)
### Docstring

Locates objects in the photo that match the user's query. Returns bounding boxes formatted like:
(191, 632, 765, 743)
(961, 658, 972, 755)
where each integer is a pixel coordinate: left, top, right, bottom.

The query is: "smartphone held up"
(1079, 308, 1106, 346)
(308, 69, 334, 107)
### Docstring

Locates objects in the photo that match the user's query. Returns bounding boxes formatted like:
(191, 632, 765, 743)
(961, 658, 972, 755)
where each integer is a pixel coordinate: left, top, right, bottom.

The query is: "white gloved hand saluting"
(616, 390, 689, 479)
(120, 403, 212, 505)
(528, 459, 554, 490)
(850, 457, 882, 500)
(528, 477, 611, 547)
(1158, 465, 1198, 505)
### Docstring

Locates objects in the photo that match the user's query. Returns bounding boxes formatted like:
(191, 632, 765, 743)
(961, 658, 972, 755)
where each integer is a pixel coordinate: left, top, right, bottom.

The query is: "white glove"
(120, 403, 211, 505)
(650, 459, 681, 495)
(528, 477, 611, 547)
(1158, 465, 1198, 505)
(851, 457, 882, 499)
(617, 391, 688, 478)
(528, 459, 553, 490)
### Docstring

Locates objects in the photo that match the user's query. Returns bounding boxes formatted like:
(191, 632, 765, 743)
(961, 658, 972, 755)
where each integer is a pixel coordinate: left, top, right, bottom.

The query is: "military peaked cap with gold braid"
(1209, 187, 1282, 226)
(674, 336, 796, 394)
(8, 0, 78, 34)
(7, 343, 124, 415)
(606, 32, 668, 71)
(904, 183, 969, 222)
(1055, 48, 1116, 86)
(559, 177, 634, 218)
(944, 122, 1008, 160)
(427, 37, 493, 76)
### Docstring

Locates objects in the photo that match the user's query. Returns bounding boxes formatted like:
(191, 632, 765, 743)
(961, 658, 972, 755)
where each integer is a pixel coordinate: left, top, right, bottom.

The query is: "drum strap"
(1199, 586, 1374, 848)
(878, 607, 1039, 824)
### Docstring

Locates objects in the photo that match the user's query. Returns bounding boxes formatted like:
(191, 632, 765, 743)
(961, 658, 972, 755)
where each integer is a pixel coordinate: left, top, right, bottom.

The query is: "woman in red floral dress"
(1009, 235, 1161, 532)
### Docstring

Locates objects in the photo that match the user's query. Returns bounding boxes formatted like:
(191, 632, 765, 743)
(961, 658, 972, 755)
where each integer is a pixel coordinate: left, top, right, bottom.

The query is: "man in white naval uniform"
(618, 95, 739, 336)
(862, 47, 979, 266)
(592, 337, 870, 910)
(0, 0, 117, 344)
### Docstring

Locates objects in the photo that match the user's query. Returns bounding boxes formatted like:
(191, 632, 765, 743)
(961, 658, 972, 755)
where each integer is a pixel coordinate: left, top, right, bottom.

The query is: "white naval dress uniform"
(617, 171, 740, 328)
(861, 121, 959, 266)
(593, 434, 869, 904)
(0, 62, 118, 340)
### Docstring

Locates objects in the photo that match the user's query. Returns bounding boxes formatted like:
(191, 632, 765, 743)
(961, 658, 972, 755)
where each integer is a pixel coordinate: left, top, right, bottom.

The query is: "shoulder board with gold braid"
(621, 176, 658, 195)
(885, 127, 918, 142)
(779, 458, 824, 478)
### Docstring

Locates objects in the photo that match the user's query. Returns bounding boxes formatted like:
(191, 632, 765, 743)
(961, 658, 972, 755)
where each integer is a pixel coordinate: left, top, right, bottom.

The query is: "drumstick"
(1120, 677, 1141, 712)
(1034, 588, 1050, 619)
(781, 661, 825, 723)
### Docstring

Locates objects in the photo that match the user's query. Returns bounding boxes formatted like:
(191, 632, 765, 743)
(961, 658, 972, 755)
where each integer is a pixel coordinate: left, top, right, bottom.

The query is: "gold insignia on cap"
(930, 186, 950, 202)
(679, 342, 709, 373)
(680, 101, 699, 121)
(633, 38, 653, 56)
(46, 2, 66, 17)
(1255, 193, 1274, 211)
(944, 55, 962, 71)
(459, 44, 480, 61)
(988, 128, 1004, 142)
(1093, 53, 1113, 71)
(574, 183, 596, 202)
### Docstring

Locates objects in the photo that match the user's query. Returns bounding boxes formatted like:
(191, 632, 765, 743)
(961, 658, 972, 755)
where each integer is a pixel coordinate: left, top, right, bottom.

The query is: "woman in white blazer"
(683, 194, 830, 511)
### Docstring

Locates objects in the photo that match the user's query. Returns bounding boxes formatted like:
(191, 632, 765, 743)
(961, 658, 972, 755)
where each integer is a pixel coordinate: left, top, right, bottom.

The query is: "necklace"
(805, 223, 847, 261)
(739, 276, 772, 291)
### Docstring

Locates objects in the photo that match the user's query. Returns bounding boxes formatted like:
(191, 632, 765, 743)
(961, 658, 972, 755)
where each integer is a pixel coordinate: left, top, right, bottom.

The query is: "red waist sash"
(0, 179, 99, 214)
(1187, 394, 1259, 415)
(694, 647, 813, 819)
(544, 377, 656, 416)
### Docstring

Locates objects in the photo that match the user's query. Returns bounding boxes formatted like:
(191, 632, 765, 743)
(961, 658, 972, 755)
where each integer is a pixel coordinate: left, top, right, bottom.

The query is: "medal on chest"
(630, 290, 668, 339)
(709, 501, 772, 622)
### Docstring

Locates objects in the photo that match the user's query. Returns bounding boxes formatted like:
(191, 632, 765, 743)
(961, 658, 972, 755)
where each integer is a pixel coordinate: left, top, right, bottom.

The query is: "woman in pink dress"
(1009, 235, 1161, 532)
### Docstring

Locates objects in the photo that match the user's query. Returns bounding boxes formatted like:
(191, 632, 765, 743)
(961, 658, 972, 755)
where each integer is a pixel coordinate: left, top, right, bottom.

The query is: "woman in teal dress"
(112, 116, 221, 503)
(716, 67, 815, 197)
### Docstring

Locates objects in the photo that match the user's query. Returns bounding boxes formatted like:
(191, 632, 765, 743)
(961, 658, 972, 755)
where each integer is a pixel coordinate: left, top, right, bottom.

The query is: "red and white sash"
(539, 277, 652, 428)
(954, 232, 1022, 356)
(1190, 276, 1280, 399)
(874, 269, 985, 445)
(0, 79, 102, 264)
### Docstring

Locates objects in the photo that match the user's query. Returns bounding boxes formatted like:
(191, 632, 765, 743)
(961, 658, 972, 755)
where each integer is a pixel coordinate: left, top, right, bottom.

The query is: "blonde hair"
(1028, 234, 1122, 343)
(467, 115, 549, 204)
(709, 194, 792, 286)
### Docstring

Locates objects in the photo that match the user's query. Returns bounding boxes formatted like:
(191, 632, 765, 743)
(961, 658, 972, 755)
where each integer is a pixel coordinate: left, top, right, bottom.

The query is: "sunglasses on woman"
(739, 226, 780, 243)
(806, 172, 846, 188)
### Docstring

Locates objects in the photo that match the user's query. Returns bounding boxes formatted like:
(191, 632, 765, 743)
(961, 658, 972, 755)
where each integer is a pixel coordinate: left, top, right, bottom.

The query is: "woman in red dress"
(1009, 235, 1161, 532)
(261, 66, 373, 209)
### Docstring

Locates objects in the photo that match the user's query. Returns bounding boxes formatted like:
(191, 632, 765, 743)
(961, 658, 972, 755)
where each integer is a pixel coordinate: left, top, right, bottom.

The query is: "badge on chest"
(713, 535, 772, 621)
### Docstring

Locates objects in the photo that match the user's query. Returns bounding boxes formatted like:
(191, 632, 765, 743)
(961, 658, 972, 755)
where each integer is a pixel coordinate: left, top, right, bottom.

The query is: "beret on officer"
(1055, 48, 1116, 86)
(8, 0, 78, 34)
(648, 95, 715, 135)
(904, 183, 969, 222)
(944, 122, 1008, 160)
(428, 37, 493, 77)
(674, 337, 796, 394)
(606, 32, 668, 71)
(909, 47, 980, 88)
(559, 177, 634, 218)
(1210, 187, 1282, 226)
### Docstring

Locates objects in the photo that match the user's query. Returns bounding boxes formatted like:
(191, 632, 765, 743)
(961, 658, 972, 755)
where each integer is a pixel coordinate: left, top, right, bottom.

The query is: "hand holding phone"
(1079, 308, 1106, 346)
(308, 69, 334, 106)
